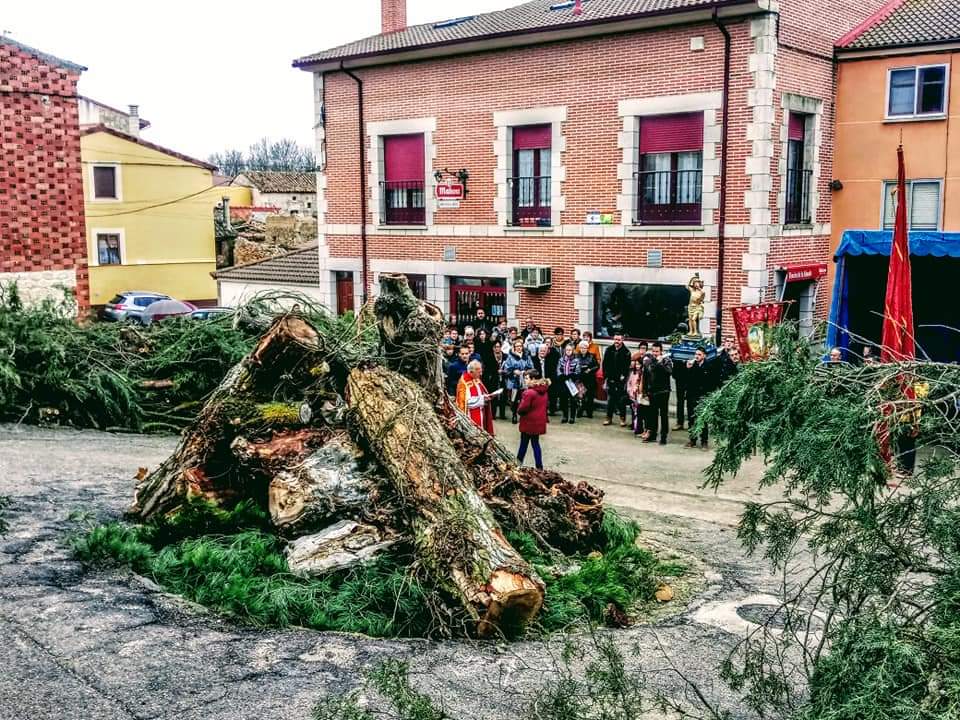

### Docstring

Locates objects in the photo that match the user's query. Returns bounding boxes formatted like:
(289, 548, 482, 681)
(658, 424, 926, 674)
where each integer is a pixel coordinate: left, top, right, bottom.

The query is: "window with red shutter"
(635, 113, 703, 225)
(510, 124, 552, 226)
(785, 113, 811, 224)
(382, 134, 425, 225)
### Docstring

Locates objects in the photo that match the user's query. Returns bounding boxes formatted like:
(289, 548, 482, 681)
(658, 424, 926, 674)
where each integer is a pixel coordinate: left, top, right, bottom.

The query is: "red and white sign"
(781, 262, 828, 283)
(435, 182, 464, 200)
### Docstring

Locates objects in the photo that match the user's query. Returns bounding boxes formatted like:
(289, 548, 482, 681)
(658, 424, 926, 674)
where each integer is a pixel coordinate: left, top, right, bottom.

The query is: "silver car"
(100, 292, 172, 323)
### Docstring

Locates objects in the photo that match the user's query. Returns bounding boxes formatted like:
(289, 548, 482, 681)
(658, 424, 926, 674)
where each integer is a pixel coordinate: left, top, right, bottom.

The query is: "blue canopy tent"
(828, 230, 960, 361)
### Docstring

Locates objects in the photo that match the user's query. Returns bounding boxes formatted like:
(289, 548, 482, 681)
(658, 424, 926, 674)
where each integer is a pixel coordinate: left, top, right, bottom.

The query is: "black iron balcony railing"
(633, 169, 703, 226)
(508, 176, 552, 226)
(784, 168, 813, 225)
(380, 180, 425, 225)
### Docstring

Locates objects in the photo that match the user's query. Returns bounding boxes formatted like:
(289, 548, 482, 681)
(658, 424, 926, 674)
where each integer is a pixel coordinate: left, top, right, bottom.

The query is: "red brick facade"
(308, 1, 889, 341)
(0, 38, 89, 311)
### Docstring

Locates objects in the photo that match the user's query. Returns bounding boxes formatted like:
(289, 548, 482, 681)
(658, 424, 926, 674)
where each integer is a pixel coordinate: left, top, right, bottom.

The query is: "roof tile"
(842, 0, 960, 49)
(295, 0, 742, 66)
(237, 171, 317, 193)
(214, 244, 320, 286)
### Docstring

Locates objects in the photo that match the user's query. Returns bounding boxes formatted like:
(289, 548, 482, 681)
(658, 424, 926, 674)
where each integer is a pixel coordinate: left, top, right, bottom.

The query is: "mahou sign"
(435, 182, 464, 200)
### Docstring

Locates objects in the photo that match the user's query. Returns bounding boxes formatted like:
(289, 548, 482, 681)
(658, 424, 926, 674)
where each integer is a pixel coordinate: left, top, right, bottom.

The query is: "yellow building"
(81, 126, 228, 306)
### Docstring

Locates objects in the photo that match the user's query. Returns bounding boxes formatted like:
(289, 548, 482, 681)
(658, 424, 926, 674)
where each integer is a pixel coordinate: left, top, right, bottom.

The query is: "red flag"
(880, 145, 915, 362)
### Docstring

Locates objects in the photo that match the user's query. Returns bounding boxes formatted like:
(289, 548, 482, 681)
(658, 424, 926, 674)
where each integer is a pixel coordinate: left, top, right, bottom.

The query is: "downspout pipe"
(341, 61, 369, 305)
(712, 9, 731, 345)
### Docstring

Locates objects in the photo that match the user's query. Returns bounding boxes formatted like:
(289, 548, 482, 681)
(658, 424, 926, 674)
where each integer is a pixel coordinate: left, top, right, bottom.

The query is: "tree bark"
(265, 435, 385, 536)
(375, 273, 447, 407)
(285, 520, 397, 577)
(129, 315, 322, 520)
(346, 365, 544, 637)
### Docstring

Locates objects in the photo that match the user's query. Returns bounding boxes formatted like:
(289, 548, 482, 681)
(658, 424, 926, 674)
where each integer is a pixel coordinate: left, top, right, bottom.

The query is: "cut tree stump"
(285, 520, 397, 577)
(130, 315, 323, 519)
(347, 365, 544, 637)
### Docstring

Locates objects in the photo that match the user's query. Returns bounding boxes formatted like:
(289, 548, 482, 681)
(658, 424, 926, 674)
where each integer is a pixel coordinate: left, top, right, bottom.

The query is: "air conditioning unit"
(513, 265, 552, 289)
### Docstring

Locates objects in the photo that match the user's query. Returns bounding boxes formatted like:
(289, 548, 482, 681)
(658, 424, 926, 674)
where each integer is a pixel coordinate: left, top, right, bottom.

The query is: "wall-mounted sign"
(586, 211, 615, 225)
(436, 182, 465, 201)
(437, 199, 461, 209)
(781, 263, 828, 283)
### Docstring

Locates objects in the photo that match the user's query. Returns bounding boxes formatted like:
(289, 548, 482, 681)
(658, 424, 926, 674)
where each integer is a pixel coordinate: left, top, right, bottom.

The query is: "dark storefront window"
(594, 282, 689, 340)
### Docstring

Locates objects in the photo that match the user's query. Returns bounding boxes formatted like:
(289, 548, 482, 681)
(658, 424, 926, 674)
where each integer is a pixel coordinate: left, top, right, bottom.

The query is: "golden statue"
(687, 274, 705, 337)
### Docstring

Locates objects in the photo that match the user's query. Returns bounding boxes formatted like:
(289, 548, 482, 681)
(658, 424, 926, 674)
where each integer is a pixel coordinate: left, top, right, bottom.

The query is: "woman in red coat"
(517, 370, 550, 470)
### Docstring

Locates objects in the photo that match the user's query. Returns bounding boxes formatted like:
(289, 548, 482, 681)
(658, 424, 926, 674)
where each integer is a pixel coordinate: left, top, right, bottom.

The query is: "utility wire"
(86, 184, 233, 218)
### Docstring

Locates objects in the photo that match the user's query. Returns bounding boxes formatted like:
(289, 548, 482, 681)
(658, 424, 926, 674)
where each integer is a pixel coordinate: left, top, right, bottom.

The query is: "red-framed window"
(510, 124, 552, 226)
(381, 134, 425, 225)
(635, 113, 703, 226)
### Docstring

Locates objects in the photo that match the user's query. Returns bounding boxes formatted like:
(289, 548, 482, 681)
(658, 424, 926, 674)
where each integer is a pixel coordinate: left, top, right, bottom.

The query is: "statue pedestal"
(668, 336, 718, 362)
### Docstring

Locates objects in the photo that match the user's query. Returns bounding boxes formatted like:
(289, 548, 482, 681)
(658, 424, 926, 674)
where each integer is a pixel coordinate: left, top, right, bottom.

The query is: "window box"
(886, 64, 949, 120)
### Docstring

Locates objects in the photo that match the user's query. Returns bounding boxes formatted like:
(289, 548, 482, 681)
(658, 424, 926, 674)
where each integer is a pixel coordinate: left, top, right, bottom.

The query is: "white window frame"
(88, 163, 122, 202)
(879, 178, 943, 231)
(89, 228, 126, 266)
(884, 64, 949, 121)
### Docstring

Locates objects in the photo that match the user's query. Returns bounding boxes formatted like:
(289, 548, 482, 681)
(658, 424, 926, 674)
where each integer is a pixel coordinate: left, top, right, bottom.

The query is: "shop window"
(882, 180, 941, 230)
(887, 65, 948, 118)
(594, 282, 688, 340)
(635, 113, 703, 225)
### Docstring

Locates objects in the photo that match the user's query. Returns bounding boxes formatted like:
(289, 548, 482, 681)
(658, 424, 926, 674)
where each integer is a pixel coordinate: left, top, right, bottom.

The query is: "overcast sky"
(5, 0, 517, 160)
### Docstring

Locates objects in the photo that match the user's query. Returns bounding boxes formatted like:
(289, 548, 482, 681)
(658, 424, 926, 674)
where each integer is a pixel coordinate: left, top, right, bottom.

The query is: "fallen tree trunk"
(347, 365, 544, 637)
(130, 315, 323, 519)
(285, 520, 397, 577)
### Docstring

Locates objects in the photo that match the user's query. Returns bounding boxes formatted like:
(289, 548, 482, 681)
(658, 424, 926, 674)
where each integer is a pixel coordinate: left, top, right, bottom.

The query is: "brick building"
(294, 0, 889, 341)
(1, 36, 89, 310)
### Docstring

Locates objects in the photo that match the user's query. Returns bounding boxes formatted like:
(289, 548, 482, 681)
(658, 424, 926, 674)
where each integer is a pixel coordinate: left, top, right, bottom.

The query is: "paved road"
(0, 424, 784, 720)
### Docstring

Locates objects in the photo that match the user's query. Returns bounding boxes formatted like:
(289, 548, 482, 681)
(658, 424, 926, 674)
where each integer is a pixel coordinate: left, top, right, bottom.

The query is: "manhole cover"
(736, 603, 787, 628)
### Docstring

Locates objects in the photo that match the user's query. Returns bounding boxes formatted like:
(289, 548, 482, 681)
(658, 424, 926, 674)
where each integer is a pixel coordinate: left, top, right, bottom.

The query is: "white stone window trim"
(774, 270, 820, 338)
(777, 94, 824, 228)
(88, 227, 126, 267)
(574, 265, 718, 337)
(616, 92, 723, 230)
(493, 106, 567, 228)
(318, 221, 722, 239)
(366, 117, 437, 229)
(88, 162, 123, 202)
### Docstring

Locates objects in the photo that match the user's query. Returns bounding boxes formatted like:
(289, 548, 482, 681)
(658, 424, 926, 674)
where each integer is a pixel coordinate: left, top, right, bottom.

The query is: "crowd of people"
(444, 316, 742, 466)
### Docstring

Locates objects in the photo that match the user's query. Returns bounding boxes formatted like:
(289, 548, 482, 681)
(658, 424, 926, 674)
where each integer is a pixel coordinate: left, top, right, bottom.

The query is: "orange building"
(829, 0, 960, 361)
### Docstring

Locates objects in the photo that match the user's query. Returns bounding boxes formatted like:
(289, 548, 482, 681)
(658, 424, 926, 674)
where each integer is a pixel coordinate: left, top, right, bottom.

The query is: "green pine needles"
(71, 501, 665, 639)
(698, 324, 960, 720)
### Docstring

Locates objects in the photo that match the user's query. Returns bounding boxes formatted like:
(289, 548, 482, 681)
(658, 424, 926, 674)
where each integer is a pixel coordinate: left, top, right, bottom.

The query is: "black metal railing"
(633, 169, 702, 225)
(380, 180, 425, 225)
(784, 168, 813, 225)
(508, 176, 552, 226)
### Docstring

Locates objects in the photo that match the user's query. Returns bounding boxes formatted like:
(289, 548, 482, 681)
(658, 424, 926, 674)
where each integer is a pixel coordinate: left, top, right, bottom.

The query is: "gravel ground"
(0, 424, 785, 720)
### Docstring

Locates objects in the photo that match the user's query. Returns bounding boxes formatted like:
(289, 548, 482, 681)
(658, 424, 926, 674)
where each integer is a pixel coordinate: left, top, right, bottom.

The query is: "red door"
(335, 271, 354, 315)
(449, 279, 506, 330)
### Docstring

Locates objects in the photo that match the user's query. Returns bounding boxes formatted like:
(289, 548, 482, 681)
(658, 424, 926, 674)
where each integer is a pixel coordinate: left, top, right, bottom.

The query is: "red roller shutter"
(788, 113, 806, 141)
(639, 112, 704, 153)
(513, 124, 552, 150)
(384, 134, 425, 182)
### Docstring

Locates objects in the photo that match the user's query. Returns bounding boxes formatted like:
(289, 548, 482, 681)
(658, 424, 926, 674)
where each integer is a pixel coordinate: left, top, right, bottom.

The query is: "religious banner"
(731, 302, 789, 360)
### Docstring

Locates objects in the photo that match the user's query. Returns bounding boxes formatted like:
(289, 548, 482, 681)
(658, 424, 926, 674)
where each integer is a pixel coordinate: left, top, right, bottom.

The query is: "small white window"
(887, 65, 948, 119)
(95, 232, 123, 265)
(91, 165, 120, 200)
(882, 180, 941, 230)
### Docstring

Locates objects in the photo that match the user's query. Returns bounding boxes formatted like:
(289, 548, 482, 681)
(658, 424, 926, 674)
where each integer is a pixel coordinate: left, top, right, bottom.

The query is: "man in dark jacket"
(643, 341, 674, 444)
(602, 334, 631, 427)
(543, 337, 561, 415)
(672, 357, 687, 430)
(445, 346, 471, 397)
(685, 347, 717, 448)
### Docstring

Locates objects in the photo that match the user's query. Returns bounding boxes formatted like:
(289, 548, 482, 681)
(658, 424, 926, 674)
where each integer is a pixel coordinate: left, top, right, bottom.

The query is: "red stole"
(455, 372, 495, 436)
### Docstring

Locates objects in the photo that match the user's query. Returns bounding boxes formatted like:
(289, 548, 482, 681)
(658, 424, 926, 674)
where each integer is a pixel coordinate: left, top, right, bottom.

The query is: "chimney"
(222, 196, 232, 231)
(381, 0, 407, 34)
(127, 104, 140, 137)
